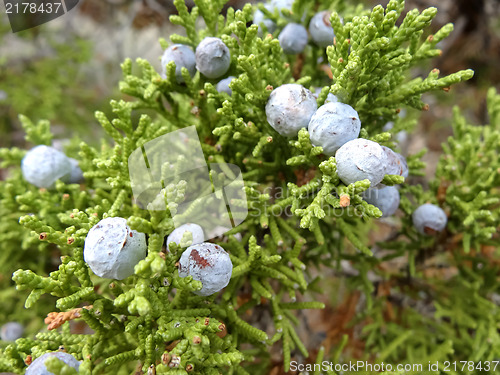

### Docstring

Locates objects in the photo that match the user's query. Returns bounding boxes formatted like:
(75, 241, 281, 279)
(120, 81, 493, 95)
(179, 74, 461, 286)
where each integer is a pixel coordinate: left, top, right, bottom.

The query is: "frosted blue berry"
(178, 242, 233, 296)
(21, 145, 72, 189)
(254, 0, 303, 37)
(272, 0, 306, 22)
(216, 76, 235, 96)
(195, 37, 231, 79)
(65, 158, 84, 184)
(363, 186, 400, 217)
(0, 322, 24, 342)
(382, 146, 409, 179)
(313, 87, 338, 104)
(26, 352, 80, 375)
(335, 139, 388, 186)
(254, 3, 277, 36)
(84, 217, 147, 280)
(308, 102, 361, 155)
(412, 203, 447, 235)
(161, 44, 196, 83)
(206, 225, 242, 242)
(166, 223, 205, 249)
(309, 11, 335, 47)
(383, 122, 408, 145)
(278, 23, 308, 54)
(325, 93, 338, 103)
(383, 109, 408, 147)
(271, 0, 294, 12)
(265, 84, 317, 137)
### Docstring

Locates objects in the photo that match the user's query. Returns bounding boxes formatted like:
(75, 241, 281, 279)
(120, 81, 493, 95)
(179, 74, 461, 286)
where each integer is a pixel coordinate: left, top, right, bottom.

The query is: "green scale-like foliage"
(1, 0, 497, 374)
(433, 88, 500, 252)
(322, 89, 500, 373)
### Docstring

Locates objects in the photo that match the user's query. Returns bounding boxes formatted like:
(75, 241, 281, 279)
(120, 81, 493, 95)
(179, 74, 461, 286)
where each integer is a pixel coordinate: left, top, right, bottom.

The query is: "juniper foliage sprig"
(320, 89, 500, 375)
(433, 87, 500, 252)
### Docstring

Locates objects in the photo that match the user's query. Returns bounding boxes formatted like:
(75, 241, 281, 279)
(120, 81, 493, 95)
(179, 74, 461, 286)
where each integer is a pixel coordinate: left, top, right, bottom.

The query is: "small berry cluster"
(161, 37, 234, 96)
(160, 1, 337, 95)
(84, 221, 232, 296)
(265, 83, 447, 230)
(254, 1, 336, 54)
(256, 1, 449, 232)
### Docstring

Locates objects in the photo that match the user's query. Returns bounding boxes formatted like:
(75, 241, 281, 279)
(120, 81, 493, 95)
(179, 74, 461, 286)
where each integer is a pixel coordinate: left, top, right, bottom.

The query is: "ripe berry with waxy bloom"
(178, 242, 233, 296)
(265, 84, 317, 137)
(64, 157, 84, 184)
(412, 203, 447, 235)
(271, 0, 293, 12)
(216, 76, 235, 96)
(278, 23, 308, 54)
(161, 44, 196, 83)
(382, 146, 409, 179)
(0, 322, 24, 342)
(21, 145, 72, 189)
(335, 138, 388, 186)
(84, 217, 147, 280)
(309, 11, 335, 47)
(254, 3, 277, 36)
(166, 223, 205, 249)
(313, 87, 339, 104)
(195, 37, 231, 79)
(308, 102, 361, 155)
(363, 186, 400, 217)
